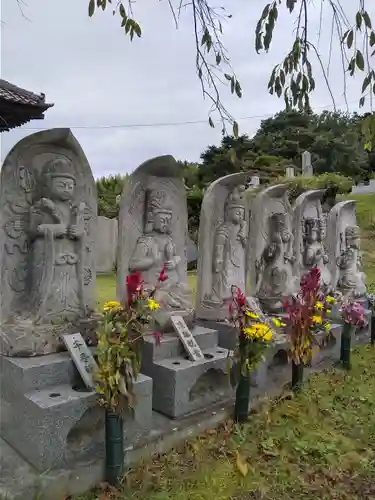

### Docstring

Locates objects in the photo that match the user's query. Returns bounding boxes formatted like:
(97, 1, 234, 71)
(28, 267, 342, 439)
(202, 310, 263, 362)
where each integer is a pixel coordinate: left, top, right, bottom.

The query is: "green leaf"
(356, 50, 365, 71)
(356, 11, 362, 30)
(261, 4, 271, 20)
(119, 3, 126, 18)
(231, 77, 235, 94)
(133, 22, 142, 37)
(362, 75, 371, 93)
(216, 53, 222, 65)
(208, 117, 214, 128)
(347, 30, 354, 49)
(286, 0, 297, 13)
(233, 121, 239, 139)
(359, 96, 365, 107)
(224, 73, 232, 81)
(370, 31, 375, 47)
(279, 69, 285, 86)
(363, 11, 372, 29)
(88, 0, 95, 17)
(235, 80, 242, 98)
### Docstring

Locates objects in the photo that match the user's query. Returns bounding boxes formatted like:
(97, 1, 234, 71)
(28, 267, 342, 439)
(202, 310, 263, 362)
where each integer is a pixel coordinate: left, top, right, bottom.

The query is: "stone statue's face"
(50, 176, 75, 201)
(153, 211, 172, 234)
(226, 206, 244, 225)
(280, 228, 290, 243)
(307, 225, 318, 242)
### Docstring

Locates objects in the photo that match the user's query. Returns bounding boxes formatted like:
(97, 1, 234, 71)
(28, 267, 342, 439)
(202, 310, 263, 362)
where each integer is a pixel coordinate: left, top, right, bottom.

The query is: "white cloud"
(1, 0, 374, 177)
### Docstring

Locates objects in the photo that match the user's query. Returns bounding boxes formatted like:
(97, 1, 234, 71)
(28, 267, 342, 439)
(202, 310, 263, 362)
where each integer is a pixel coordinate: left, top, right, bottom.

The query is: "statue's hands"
(323, 254, 329, 264)
(214, 260, 223, 273)
(68, 224, 83, 239)
(37, 223, 67, 237)
(40, 198, 56, 212)
(164, 260, 176, 271)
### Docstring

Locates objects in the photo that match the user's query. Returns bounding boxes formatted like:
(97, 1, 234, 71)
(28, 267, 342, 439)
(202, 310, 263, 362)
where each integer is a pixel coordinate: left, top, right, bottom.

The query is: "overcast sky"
(1, 0, 374, 178)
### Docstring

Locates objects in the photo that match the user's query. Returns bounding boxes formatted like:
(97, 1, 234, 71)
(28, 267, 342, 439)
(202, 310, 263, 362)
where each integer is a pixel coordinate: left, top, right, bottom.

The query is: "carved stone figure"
(128, 189, 192, 311)
(327, 199, 366, 298)
(195, 173, 249, 321)
(293, 189, 332, 293)
(303, 216, 332, 291)
(337, 225, 366, 297)
(117, 155, 193, 330)
(0, 129, 96, 356)
(248, 184, 298, 313)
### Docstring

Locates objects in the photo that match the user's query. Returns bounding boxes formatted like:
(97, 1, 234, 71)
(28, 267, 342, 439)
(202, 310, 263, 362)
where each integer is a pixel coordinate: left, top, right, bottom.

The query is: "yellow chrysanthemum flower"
(263, 331, 273, 342)
(324, 322, 331, 331)
(326, 295, 337, 305)
(147, 299, 160, 311)
(243, 327, 256, 339)
(315, 301, 324, 311)
(312, 315, 323, 324)
(272, 317, 286, 328)
(103, 301, 121, 312)
(245, 310, 260, 319)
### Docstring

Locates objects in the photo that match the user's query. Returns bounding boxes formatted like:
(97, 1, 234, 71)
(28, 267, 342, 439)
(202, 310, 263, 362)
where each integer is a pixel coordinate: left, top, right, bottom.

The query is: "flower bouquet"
(284, 267, 334, 391)
(95, 267, 165, 485)
(229, 286, 274, 423)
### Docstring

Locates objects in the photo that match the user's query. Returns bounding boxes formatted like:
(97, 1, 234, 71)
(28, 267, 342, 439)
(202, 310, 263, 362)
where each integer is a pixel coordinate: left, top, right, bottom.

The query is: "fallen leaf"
(236, 450, 249, 476)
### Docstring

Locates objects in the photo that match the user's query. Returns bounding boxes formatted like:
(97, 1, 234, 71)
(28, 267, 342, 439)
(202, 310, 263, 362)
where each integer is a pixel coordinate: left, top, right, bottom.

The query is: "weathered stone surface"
(95, 216, 118, 273)
(117, 155, 193, 331)
(301, 150, 313, 176)
(293, 189, 332, 292)
(248, 184, 298, 312)
(327, 199, 366, 298)
(195, 173, 249, 321)
(0, 352, 153, 471)
(0, 128, 97, 356)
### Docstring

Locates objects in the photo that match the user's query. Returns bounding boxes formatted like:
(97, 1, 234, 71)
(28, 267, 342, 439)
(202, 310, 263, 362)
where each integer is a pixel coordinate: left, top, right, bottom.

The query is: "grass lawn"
(76, 344, 375, 500)
(96, 270, 198, 309)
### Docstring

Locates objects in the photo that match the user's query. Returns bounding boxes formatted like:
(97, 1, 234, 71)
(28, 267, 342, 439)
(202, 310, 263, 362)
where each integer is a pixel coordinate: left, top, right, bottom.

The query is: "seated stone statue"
(337, 225, 366, 298)
(128, 189, 192, 324)
(256, 212, 296, 313)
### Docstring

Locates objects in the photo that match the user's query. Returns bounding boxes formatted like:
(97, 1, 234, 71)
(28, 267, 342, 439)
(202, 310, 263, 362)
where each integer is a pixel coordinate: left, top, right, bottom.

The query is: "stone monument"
(293, 189, 332, 292)
(195, 173, 249, 321)
(327, 199, 366, 298)
(117, 155, 193, 330)
(248, 184, 298, 313)
(118, 156, 232, 418)
(96, 216, 118, 273)
(301, 150, 313, 177)
(0, 128, 96, 356)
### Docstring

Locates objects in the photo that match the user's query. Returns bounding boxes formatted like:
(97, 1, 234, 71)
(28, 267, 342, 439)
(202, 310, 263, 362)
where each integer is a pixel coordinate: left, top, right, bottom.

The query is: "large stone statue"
(128, 189, 192, 311)
(117, 155, 193, 330)
(0, 129, 96, 356)
(327, 199, 366, 298)
(195, 173, 249, 321)
(293, 189, 332, 293)
(248, 184, 298, 313)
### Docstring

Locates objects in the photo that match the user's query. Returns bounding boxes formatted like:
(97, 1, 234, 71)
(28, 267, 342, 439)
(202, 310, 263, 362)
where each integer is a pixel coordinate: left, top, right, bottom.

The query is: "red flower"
(126, 271, 143, 305)
(236, 287, 246, 308)
(158, 264, 168, 283)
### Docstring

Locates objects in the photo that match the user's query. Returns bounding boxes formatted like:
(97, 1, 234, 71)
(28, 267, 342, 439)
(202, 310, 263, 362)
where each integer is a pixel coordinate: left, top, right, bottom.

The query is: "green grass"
(96, 270, 198, 309)
(75, 345, 375, 500)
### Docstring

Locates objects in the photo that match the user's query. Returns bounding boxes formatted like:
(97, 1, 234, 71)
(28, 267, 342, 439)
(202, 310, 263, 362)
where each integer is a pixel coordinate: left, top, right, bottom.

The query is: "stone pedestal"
(0, 352, 153, 472)
(141, 326, 233, 418)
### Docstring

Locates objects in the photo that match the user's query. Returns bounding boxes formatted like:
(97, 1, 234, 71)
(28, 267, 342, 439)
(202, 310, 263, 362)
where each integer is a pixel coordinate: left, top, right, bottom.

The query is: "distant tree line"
(96, 110, 372, 241)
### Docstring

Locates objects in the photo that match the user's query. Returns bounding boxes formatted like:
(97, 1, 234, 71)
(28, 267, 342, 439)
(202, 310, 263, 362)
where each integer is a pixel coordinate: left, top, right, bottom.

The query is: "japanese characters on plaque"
(170, 315, 204, 362)
(62, 333, 98, 390)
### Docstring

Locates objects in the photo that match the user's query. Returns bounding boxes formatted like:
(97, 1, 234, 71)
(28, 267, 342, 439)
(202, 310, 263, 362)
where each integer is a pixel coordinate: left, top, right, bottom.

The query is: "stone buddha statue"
(256, 212, 296, 313)
(303, 216, 332, 292)
(27, 157, 87, 325)
(207, 185, 247, 307)
(128, 189, 193, 323)
(337, 225, 366, 298)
